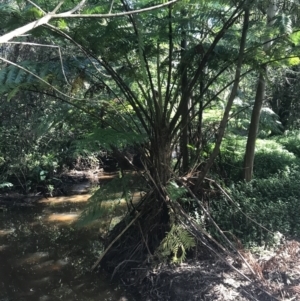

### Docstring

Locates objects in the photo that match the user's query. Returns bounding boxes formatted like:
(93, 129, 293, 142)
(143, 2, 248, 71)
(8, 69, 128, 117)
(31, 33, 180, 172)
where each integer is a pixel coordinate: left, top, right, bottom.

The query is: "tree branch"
(0, 0, 178, 43)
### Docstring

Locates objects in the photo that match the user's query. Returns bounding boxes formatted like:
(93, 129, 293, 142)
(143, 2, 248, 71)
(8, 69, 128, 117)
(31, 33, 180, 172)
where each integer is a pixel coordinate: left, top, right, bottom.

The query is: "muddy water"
(0, 186, 135, 301)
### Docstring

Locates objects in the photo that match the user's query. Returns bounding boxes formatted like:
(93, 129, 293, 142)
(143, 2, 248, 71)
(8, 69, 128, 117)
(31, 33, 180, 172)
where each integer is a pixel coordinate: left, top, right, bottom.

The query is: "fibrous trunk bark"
(150, 126, 172, 186)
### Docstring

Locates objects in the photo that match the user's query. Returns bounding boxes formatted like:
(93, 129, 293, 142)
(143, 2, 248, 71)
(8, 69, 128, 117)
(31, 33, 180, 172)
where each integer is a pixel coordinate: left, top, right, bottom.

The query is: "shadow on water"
(0, 183, 134, 301)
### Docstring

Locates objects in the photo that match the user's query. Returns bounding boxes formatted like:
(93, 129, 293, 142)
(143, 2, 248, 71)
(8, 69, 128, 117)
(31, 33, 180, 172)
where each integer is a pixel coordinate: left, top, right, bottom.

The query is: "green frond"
(259, 107, 284, 136)
(166, 181, 187, 201)
(76, 174, 146, 228)
(74, 128, 146, 153)
(155, 224, 195, 263)
(290, 30, 300, 46)
(0, 61, 59, 97)
(76, 177, 125, 228)
(275, 14, 293, 35)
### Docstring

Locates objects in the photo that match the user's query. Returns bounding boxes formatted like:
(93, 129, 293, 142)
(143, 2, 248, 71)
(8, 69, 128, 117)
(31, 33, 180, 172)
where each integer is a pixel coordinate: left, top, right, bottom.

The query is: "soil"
(121, 239, 300, 301)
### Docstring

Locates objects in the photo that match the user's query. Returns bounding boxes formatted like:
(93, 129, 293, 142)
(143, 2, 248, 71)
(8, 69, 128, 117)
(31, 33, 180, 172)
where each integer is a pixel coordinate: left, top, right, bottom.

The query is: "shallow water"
(0, 190, 134, 301)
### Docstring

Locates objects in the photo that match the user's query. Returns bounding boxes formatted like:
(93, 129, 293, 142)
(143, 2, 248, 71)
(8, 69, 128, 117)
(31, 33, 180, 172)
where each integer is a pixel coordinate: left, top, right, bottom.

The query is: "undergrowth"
(209, 166, 300, 247)
(217, 134, 300, 181)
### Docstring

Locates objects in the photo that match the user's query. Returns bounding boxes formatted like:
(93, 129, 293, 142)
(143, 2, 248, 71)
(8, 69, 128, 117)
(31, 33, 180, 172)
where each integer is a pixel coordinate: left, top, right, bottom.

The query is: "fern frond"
(156, 224, 195, 263)
(166, 181, 187, 201)
(74, 128, 146, 152)
(76, 174, 146, 228)
(76, 176, 125, 228)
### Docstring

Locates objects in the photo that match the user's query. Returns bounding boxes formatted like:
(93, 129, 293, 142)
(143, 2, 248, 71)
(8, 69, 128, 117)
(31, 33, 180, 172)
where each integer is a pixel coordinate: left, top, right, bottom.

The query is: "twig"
(52, 1, 65, 14)
(27, 0, 46, 14)
(109, 0, 115, 14)
(174, 202, 279, 301)
(206, 177, 273, 234)
(6, 41, 70, 85)
(179, 179, 257, 278)
(111, 259, 140, 280)
(138, 221, 152, 256)
(91, 211, 141, 271)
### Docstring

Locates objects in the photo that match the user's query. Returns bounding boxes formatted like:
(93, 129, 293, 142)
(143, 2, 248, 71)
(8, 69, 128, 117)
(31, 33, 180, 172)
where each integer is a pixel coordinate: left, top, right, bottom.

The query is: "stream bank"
(2, 171, 300, 301)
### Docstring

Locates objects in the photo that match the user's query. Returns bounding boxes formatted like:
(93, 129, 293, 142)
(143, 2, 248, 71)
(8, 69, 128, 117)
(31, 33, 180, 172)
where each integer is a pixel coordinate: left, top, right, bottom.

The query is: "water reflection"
(39, 194, 91, 205)
(46, 213, 80, 223)
(0, 228, 15, 236)
(0, 190, 134, 301)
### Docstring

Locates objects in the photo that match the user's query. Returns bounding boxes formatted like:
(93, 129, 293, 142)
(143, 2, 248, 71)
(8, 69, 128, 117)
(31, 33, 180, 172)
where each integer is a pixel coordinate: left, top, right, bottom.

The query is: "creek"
(0, 179, 135, 301)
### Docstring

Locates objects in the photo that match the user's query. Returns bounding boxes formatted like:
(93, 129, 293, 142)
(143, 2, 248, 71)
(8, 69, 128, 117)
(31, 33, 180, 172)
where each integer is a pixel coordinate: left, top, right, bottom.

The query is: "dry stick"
(179, 180, 257, 277)
(124, 155, 167, 203)
(91, 211, 141, 271)
(173, 201, 228, 254)
(207, 177, 273, 234)
(27, 0, 46, 14)
(6, 41, 70, 85)
(192, 236, 279, 301)
(111, 260, 140, 280)
(138, 221, 153, 256)
(173, 197, 279, 301)
(0, 0, 178, 43)
(194, 227, 252, 283)
(172, 202, 253, 282)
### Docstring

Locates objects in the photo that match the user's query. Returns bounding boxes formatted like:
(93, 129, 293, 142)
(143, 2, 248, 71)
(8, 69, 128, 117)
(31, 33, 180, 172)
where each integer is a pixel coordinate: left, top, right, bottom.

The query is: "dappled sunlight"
(16, 252, 50, 266)
(101, 191, 145, 208)
(39, 192, 143, 227)
(32, 259, 68, 272)
(0, 244, 8, 251)
(98, 172, 119, 180)
(38, 190, 144, 208)
(31, 277, 51, 285)
(39, 194, 92, 205)
(46, 213, 80, 224)
(16, 256, 68, 275)
(0, 228, 15, 237)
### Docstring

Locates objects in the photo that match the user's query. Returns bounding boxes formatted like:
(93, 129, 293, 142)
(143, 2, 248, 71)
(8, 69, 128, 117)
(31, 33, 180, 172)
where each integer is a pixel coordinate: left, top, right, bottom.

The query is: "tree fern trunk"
(149, 125, 172, 186)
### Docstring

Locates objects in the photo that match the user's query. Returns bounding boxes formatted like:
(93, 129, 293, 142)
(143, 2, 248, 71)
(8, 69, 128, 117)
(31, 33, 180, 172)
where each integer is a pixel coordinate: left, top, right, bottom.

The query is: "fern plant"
(155, 223, 196, 263)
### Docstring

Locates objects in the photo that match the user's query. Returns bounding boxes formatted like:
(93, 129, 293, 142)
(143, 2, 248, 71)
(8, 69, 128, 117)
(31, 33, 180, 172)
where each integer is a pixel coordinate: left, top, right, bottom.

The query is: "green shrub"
(253, 139, 299, 178)
(217, 136, 300, 181)
(217, 135, 246, 181)
(276, 130, 300, 158)
(209, 166, 300, 247)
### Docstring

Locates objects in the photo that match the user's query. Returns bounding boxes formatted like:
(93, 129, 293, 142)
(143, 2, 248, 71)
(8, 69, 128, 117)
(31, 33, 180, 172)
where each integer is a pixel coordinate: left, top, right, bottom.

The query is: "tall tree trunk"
(243, 69, 266, 181)
(243, 1, 277, 181)
(180, 11, 189, 173)
(193, 8, 249, 190)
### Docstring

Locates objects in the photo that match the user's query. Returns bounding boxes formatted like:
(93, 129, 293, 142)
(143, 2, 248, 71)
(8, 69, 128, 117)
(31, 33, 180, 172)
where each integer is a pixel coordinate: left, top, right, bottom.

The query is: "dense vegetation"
(1, 0, 300, 281)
